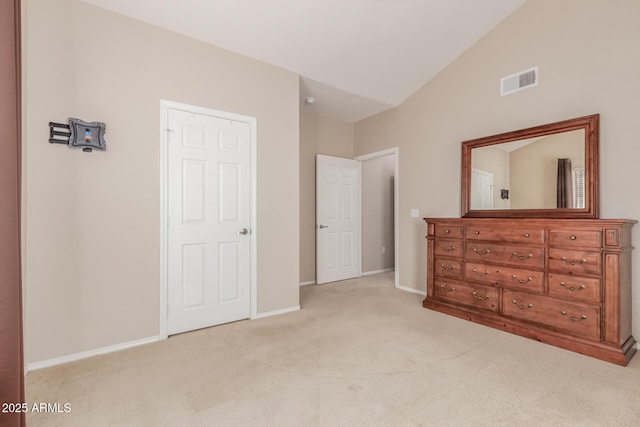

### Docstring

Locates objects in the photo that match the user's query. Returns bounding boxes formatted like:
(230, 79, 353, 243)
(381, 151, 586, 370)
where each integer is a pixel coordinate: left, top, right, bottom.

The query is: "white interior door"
(167, 108, 251, 335)
(316, 154, 361, 284)
(471, 168, 494, 210)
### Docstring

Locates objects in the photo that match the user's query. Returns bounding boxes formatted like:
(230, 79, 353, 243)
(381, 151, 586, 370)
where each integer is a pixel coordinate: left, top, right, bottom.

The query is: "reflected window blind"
(573, 167, 585, 208)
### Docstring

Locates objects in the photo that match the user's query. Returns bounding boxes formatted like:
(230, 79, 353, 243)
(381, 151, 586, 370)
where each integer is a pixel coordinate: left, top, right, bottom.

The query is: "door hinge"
(166, 129, 174, 143)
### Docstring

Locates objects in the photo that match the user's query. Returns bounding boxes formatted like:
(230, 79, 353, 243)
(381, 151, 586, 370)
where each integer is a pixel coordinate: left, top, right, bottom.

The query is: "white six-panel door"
(316, 154, 361, 284)
(167, 108, 251, 335)
(471, 168, 494, 210)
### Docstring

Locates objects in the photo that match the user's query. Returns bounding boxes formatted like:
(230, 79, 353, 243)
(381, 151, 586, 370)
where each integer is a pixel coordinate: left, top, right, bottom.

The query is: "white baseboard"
(253, 305, 300, 319)
(300, 280, 316, 286)
(27, 335, 160, 372)
(362, 268, 394, 276)
(396, 285, 427, 296)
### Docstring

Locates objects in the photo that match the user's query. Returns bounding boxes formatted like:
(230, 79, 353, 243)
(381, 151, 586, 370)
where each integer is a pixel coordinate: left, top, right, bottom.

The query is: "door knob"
(317, 224, 328, 229)
(237, 228, 249, 235)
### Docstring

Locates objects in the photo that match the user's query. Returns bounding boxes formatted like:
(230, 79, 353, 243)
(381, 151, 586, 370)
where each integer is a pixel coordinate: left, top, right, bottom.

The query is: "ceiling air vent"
(500, 66, 538, 96)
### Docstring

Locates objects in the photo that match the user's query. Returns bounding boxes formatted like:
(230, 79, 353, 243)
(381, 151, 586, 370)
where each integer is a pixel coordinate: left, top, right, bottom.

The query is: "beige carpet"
(26, 272, 640, 426)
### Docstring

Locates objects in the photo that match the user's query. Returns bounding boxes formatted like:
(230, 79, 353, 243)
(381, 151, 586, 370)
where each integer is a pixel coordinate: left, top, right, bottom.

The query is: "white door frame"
(354, 148, 399, 289)
(159, 100, 258, 339)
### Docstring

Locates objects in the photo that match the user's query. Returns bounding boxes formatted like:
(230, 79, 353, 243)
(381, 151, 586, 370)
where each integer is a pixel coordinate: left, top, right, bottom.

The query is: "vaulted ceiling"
(82, 0, 526, 122)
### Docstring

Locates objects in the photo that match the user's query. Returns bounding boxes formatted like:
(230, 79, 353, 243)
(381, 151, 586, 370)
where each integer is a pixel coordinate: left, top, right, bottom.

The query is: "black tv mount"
(49, 118, 106, 152)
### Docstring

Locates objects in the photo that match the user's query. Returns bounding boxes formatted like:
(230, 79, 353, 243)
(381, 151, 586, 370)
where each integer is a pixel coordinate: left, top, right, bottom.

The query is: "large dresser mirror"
(461, 114, 599, 218)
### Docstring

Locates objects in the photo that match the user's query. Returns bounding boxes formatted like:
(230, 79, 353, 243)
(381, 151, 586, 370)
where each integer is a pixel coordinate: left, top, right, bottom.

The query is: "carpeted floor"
(26, 272, 640, 426)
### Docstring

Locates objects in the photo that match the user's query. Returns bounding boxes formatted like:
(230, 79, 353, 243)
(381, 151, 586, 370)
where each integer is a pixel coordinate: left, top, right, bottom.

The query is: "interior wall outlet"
(411, 208, 419, 218)
(381, 246, 386, 254)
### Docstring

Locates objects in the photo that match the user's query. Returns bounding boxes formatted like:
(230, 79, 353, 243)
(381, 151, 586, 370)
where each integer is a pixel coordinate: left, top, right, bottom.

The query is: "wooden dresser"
(423, 218, 636, 365)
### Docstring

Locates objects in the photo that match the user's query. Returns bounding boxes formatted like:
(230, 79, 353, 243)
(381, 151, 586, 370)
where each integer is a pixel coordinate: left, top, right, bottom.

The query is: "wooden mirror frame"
(461, 114, 599, 219)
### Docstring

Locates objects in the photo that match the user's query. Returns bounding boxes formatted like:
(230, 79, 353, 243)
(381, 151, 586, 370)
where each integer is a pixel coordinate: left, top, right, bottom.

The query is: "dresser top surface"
(424, 218, 637, 227)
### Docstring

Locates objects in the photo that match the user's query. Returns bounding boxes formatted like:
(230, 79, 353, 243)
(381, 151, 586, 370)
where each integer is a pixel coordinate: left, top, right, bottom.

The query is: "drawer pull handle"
(445, 229, 451, 234)
(440, 264, 455, 271)
(560, 256, 587, 265)
(440, 285, 455, 292)
(472, 268, 490, 276)
(472, 291, 490, 300)
(473, 248, 491, 255)
(560, 310, 587, 321)
(559, 281, 587, 292)
(570, 235, 577, 240)
(511, 275, 533, 284)
(511, 252, 533, 260)
(440, 245, 456, 252)
(512, 300, 533, 310)
(474, 231, 480, 235)
(524, 233, 530, 238)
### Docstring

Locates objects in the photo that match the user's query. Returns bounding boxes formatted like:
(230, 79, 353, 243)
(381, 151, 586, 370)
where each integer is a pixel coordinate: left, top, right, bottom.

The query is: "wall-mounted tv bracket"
(49, 118, 106, 152)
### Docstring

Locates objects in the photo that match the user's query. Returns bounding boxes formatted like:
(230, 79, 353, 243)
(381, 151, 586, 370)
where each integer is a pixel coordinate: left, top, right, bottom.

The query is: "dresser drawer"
(434, 224, 464, 239)
(548, 249, 601, 275)
(434, 257, 463, 279)
(503, 290, 600, 340)
(435, 279, 498, 312)
(465, 227, 545, 244)
(548, 274, 601, 303)
(465, 242, 544, 268)
(434, 239, 463, 258)
(465, 262, 544, 293)
(549, 229, 602, 248)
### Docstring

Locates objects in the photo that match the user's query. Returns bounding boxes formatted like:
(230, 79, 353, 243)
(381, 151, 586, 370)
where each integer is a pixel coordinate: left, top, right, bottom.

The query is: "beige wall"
(510, 130, 584, 209)
(299, 110, 353, 283)
(362, 155, 395, 273)
(24, 0, 299, 363)
(354, 0, 640, 336)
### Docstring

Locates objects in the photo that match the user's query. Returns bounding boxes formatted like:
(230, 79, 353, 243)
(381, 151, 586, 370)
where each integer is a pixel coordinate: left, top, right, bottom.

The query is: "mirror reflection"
(470, 129, 585, 210)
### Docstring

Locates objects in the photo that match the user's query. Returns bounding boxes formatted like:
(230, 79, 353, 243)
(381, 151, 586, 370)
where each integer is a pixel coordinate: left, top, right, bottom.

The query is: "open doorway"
(355, 148, 399, 288)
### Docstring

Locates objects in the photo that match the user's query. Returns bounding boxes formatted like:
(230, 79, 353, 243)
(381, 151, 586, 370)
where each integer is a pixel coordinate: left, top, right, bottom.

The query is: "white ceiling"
(82, 0, 526, 122)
